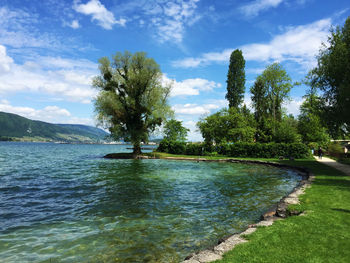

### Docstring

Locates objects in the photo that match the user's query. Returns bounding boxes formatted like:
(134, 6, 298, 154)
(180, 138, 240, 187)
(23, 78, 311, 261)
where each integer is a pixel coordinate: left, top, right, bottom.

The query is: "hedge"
(157, 139, 311, 159)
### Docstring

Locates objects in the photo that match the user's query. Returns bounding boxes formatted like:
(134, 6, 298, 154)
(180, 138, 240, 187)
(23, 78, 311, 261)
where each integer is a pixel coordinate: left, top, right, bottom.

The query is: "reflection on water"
(0, 142, 301, 262)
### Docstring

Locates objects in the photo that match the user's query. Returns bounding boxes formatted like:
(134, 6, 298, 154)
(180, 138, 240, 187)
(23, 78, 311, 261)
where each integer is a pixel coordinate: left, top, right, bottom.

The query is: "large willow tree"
(93, 51, 173, 156)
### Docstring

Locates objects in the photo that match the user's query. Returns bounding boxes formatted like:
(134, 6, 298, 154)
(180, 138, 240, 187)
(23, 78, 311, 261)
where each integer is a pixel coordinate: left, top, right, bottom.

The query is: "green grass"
(147, 153, 350, 262)
(213, 159, 350, 263)
(337, 158, 350, 166)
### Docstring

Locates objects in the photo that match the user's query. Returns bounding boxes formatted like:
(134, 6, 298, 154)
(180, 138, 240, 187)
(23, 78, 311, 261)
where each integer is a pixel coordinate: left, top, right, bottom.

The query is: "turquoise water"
(0, 142, 301, 262)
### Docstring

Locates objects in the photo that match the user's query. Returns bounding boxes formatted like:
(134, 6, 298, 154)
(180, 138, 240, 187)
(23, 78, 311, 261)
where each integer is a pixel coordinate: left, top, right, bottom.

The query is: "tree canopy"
(251, 63, 293, 139)
(225, 49, 246, 109)
(298, 93, 330, 147)
(163, 119, 189, 142)
(197, 108, 256, 145)
(308, 16, 350, 137)
(93, 51, 173, 155)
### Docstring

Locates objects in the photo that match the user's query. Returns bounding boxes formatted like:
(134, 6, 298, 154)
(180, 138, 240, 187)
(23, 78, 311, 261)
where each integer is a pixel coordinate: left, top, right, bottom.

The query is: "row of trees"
(93, 17, 349, 157)
(196, 17, 350, 149)
(197, 58, 330, 148)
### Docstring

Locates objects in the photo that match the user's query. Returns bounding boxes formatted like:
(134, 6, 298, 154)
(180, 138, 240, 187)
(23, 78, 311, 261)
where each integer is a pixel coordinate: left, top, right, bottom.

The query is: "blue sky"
(0, 0, 349, 141)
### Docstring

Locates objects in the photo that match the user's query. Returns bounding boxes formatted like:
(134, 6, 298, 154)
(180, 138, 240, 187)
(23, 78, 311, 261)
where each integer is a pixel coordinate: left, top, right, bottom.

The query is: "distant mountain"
(0, 111, 109, 143)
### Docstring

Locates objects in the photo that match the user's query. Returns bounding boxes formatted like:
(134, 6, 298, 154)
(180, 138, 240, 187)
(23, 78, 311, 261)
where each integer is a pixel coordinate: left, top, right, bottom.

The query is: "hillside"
(0, 111, 108, 143)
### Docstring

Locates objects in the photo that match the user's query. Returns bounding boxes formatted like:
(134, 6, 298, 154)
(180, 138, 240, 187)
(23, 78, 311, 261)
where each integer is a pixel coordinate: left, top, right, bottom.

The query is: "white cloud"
(69, 19, 80, 29)
(173, 103, 219, 115)
(0, 45, 97, 103)
(0, 101, 94, 125)
(0, 6, 92, 51)
(0, 45, 14, 74)
(163, 75, 222, 97)
(133, 0, 201, 43)
(240, 0, 284, 17)
(283, 97, 304, 116)
(242, 18, 331, 68)
(173, 18, 331, 69)
(74, 0, 126, 29)
(0, 7, 56, 49)
(182, 120, 202, 142)
(155, 0, 200, 43)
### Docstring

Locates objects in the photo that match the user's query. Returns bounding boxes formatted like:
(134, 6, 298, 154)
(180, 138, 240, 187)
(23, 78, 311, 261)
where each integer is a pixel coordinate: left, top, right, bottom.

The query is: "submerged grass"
(149, 153, 350, 262)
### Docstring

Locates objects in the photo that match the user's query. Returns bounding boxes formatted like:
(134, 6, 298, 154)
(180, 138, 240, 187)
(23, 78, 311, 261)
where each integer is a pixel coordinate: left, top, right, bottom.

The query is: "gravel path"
(314, 156, 350, 176)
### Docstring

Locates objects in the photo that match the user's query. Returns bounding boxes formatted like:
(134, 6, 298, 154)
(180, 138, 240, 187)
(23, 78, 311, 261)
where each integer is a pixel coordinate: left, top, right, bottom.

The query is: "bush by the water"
(157, 139, 310, 159)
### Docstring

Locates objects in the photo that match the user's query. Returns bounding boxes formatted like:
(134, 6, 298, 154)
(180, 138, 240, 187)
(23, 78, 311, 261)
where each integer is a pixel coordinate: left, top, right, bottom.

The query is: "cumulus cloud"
(0, 45, 97, 103)
(240, 0, 284, 17)
(172, 103, 219, 115)
(172, 18, 331, 69)
(73, 0, 126, 29)
(163, 75, 221, 97)
(0, 100, 94, 125)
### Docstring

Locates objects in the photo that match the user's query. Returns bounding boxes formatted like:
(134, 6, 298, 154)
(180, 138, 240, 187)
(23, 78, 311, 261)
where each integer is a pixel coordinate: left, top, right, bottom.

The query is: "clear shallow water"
(0, 142, 301, 262)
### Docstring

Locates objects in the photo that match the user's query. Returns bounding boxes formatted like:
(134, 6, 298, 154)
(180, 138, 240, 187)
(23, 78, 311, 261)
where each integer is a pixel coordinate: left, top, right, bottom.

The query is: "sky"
(0, 0, 349, 141)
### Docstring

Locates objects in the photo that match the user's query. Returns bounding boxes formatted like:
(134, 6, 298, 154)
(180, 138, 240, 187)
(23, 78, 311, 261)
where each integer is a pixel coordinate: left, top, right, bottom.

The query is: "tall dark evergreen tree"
(226, 49, 246, 109)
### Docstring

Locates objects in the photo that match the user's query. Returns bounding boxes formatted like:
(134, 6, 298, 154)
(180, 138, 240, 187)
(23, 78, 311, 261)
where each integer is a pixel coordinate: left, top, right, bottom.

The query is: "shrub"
(327, 142, 345, 158)
(157, 140, 310, 159)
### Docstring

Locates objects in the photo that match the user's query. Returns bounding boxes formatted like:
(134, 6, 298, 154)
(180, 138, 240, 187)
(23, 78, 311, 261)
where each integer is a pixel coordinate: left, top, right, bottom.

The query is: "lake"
(0, 142, 301, 262)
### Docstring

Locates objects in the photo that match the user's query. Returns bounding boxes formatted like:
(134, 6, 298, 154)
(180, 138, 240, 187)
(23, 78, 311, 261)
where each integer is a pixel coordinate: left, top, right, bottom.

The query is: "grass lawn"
(148, 153, 350, 263)
(215, 159, 350, 263)
(337, 158, 350, 166)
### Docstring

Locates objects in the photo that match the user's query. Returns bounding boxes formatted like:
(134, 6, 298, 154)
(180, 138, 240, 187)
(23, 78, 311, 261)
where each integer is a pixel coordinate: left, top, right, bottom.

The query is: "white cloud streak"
(74, 0, 126, 29)
(117, 0, 201, 43)
(163, 75, 221, 97)
(153, 0, 201, 43)
(240, 0, 284, 17)
(172, 18, 331, 69)
(173, 103, 219, 115)
(0, 45, 97, 103)
(0, 100, 94, 125)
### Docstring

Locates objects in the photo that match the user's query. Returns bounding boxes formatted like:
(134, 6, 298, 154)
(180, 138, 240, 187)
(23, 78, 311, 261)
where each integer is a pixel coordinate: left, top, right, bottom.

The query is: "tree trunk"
(132, 142, 142, 158)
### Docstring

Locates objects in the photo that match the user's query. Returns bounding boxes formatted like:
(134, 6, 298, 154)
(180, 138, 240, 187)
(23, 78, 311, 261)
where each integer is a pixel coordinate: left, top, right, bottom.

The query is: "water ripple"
(0, 142, 301, 262)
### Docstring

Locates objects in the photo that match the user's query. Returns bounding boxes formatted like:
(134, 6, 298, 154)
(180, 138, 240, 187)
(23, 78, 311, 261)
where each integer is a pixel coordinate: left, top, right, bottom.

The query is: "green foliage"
(226, 49, 246, 109)
(158, 141, 310, 159)
(308, 16, 350, 137)
(93, 51, 173, 155)
(197, 108, 256, 145)
(163, 119, 189, 142)
(251, 63, 293, 137)
(273, 115, 301, 143)
(327, 142, 345, 158)
(298, 93, 330, 147)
